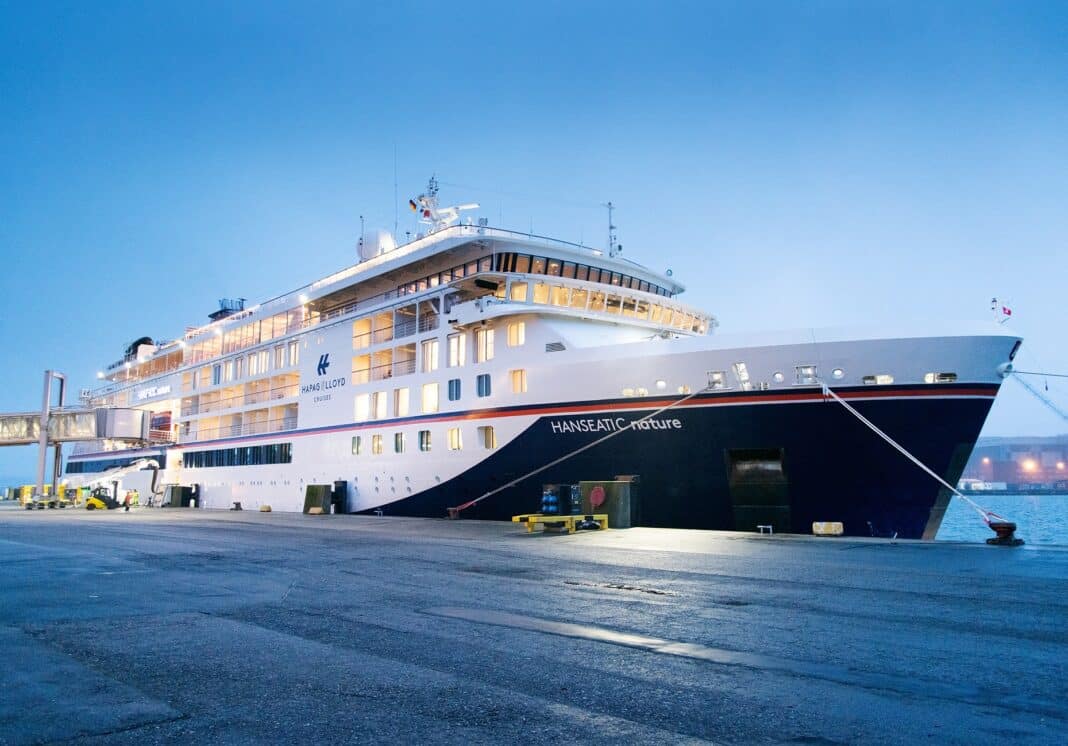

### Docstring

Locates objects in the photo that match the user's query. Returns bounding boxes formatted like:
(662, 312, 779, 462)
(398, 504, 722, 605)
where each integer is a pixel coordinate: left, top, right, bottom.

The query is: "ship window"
(832, 368, 844, 379)
(639, 280, 650, 292)
(448, 378, 461, 401)
(621, 297, 637, 317)
(274, 345, 285, 369)
(562, 262, 576, 279)
(606, 294, 623, 314)
(475, 328, 495, 362)
(515, 255, 531, 273)
(234, 357, 243, 379)
(354, 394, 370, 422)
(863, 374, 894, 385)
(351, 436, 362, 456)
(610, 272, 621, 286)
(421, 339, 439, 372)
(212, 364, 221, 386)
(394, 432, 405, 453)
(371, 391, 388, 420)
(421, 383, 439, 413)
(531, 257, 547, 274)
(575, 264, 589, 281)
(621, 387, 635, 397)
(773, 372, 785, 383)
(418, 430, 431, 452)
(677, 385, 692, 394)
(588, 267, 601, 283)
(511, 369, 527, 394)
(795, 365, 818, 385)
(508, 322, 525, 347)
(371, 434, 383, 455)
(708, 371, 728, 390)
(478, 425, 498, 450)
(532, 282, 549, 304)
(509, 282, 528, 302)
(394, 387, 409, 417)
(479, 257, 491, 272)
(732, 362, 750, 384)
(570, 288, 588, 309)
(477, 373, 492, 397)
(447, 427, 463, 451)
(925, 372, 958, 383)
(636, 386, 649, 396)
(589, 291, 606, 312)
(288, 340, 299, 367)
(547, 260, 561, 276)
(551, 285, 569, 306)
(447, 333, 466, 367)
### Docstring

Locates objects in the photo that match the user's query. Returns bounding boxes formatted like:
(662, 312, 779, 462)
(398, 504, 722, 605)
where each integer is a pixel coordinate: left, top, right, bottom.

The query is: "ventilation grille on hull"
(545, 342, 566, 352)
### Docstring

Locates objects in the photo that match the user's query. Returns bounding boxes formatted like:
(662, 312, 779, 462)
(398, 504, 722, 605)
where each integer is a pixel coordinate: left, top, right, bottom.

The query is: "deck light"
(1021, 458, 1038, 473)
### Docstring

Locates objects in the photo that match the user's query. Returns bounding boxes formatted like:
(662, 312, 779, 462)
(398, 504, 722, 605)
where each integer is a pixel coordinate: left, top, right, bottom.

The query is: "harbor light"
(1058, 462, 1066, 471)
(1021, 458, 1038, 473)
(982, 457, 991, 464)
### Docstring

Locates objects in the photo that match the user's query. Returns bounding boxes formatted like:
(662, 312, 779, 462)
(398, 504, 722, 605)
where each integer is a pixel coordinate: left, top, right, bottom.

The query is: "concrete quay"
(1, 503, 1066, 744)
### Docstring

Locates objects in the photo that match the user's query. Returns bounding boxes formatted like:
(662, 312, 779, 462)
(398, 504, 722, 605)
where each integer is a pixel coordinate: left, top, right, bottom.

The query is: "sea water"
(937, 493, 1068, 546)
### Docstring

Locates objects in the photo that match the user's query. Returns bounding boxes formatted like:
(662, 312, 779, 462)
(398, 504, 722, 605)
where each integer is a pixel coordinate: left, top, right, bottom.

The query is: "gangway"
(0, 370, 161, 500)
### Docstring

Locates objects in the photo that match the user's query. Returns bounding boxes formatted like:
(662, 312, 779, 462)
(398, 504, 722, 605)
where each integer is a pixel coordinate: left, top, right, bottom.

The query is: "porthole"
(772, 372, 785, 383)
(832, 368, 844, 379)
(655, 380, 667, 390)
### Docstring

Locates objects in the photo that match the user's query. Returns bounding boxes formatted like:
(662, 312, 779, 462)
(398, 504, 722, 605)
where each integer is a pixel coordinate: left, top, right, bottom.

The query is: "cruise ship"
(68, 179, 1022, 539)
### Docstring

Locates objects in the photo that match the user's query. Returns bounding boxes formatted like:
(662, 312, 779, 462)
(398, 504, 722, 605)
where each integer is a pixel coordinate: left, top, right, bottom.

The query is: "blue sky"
(1, 1, 1066, 480)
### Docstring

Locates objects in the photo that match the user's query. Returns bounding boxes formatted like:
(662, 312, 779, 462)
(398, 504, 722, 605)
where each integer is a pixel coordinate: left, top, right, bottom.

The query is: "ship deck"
(1, 503, 1065, 743)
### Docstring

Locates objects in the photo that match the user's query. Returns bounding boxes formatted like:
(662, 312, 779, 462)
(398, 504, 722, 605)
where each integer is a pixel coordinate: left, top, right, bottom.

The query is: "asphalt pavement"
(1, 502, 1066, 744)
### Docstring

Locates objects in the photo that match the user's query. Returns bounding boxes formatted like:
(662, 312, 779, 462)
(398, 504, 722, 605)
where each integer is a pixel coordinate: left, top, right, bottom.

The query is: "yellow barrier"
(511, 513, 609, 534)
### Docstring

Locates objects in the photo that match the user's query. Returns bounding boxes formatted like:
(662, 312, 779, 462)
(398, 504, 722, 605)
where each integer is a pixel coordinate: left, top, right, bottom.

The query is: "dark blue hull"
(363, 386, 997, 539)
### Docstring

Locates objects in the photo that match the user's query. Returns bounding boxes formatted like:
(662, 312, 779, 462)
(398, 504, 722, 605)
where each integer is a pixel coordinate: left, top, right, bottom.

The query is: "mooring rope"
(1012, 370, 1068, 379)
(819, 382, 1004, 525)
(447, 384, 712, 516)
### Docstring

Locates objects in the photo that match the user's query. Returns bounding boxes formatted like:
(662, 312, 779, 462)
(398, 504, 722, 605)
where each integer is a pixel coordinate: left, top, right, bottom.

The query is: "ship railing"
(181, 416, 298, 443)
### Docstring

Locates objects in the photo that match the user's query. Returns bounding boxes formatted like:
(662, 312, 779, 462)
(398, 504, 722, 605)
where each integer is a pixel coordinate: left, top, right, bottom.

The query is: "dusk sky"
(1, 1, 1066, 480)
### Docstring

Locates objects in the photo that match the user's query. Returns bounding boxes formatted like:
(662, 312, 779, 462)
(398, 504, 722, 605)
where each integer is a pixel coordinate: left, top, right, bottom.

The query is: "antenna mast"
(604, 201, 618, 257)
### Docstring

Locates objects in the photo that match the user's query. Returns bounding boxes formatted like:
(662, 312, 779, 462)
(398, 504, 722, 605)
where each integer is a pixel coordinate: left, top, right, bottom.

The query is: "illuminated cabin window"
(708, 371, 727, 390)
(447, 333, 465, 367)
(863, 374, 895, 385)
(924, 372, 958, 383)
(478, 425, 498, 449)
(351, 436, 362, 456)
(422, 383, 439, 413)
(509, 282, 527, 301)
(354, 394, 370, 422)
(636, 387, 649, 396)
(418, 430, 431, 451)
(394, 432, 405, 453)
(447, 427, 463, 451)
(371, 391, 387, 420)
(371, 434, 383, 455)
(511, 369, 527, 394)
(475, 328, 495, 362)
(795, 365, 818, 385)
(508, 322, 526, 347)
(394, 387, 409, 417)
(621, 387, 636, 397)
(677, 385, 692, 394)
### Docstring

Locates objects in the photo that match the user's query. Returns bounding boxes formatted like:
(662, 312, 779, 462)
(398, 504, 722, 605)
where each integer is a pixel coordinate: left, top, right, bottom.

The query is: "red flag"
(1002, 306, 1012, 316)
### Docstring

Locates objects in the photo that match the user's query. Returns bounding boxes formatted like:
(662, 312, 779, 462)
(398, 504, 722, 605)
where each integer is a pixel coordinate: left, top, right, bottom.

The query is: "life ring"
(589, 485, 606, 509)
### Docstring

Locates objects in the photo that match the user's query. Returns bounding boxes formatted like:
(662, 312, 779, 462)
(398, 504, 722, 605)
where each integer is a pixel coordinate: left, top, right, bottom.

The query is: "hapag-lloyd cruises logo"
(302, 352, 347, 401)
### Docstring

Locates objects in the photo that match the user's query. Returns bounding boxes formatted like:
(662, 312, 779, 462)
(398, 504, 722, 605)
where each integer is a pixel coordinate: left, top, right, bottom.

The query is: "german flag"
(408, 199, 418, 212)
